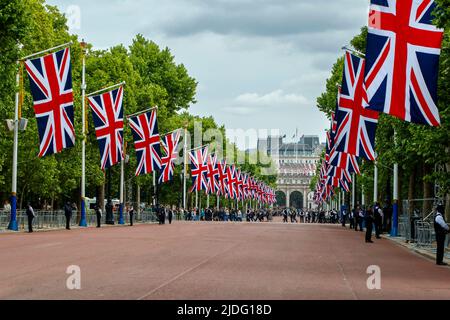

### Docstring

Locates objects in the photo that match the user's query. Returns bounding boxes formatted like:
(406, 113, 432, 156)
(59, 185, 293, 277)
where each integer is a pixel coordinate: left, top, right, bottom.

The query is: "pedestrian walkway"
(1, 222, 450, 299)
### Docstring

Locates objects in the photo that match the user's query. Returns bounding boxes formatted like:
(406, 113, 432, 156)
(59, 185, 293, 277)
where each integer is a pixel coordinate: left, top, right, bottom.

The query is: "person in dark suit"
(365, 206, 374, 243)
(95, 204, 102, 228)
(434, 204, 449, 266)
(26, 203, 35, 233)
(168, 207, 173, 224)
(128, 205, 135, 226)
(63, 201, 73, 230)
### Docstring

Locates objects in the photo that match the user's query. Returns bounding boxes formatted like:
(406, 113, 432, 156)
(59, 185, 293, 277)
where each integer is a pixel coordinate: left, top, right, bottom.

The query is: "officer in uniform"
(26, 203, 35, 233)
(434, 204, 449, 266)
(63, 201, 73, 230)
(365, 206, 374, 243)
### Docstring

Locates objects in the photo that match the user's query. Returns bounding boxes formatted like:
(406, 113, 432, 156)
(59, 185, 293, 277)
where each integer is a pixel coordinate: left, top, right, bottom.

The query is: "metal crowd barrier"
(0, 209, 159, 232)
(414, 220, 434, 248)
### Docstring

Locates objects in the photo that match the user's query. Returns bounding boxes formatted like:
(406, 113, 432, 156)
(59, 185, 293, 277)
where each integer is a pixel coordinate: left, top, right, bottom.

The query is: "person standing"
(349, 209, 355, 229)
(168, 207, 173, 224)
(64, 201, 73, 230)
(26, 203, 35, 233)
(365, 206, 374, 243)
(129, 205, 135, 226)
(95, 204, 102, 228)
(374, 203, 383, 239)
(434, 204, 449, 266)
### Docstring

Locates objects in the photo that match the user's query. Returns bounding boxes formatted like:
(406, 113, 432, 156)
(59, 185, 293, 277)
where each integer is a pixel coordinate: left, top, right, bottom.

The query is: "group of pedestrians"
(340, 202, 385, 243)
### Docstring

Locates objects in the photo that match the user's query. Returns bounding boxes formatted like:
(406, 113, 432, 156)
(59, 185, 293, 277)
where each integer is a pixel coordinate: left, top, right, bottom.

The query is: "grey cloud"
(156, 0, 367, 38)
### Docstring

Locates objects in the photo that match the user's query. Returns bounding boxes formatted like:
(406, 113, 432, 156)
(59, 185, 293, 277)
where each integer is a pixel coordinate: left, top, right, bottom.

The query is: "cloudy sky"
(47, 0, 369, 149)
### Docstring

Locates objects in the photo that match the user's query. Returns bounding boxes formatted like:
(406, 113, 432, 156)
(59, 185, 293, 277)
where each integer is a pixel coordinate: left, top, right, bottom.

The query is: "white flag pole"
(183, 126, 188, 210)
(79, 40, 87, 227)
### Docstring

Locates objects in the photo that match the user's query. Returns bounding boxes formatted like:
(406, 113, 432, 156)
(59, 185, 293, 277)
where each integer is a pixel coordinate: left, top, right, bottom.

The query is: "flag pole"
(119, 143, 126, 225)
(183, 125, 188, 211)
(79, 40, 88, 227)
(127, 106, 158, 119)
(20, 42, 73, 61)
(392, 130, 399, 237)
(86, 81, 126, 97)
(7, 61, 20, 231)
(153, 171, 156, 206)
(373, 162, 378, 204)
(341, 45, 366, 58)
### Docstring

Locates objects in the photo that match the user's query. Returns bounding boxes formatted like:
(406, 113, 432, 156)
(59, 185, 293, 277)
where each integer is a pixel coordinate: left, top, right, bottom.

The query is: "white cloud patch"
(224, 90, 311, 115)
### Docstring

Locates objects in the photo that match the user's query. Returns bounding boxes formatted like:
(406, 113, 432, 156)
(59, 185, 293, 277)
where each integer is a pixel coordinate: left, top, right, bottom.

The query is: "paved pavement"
(1, 221, 450, 300)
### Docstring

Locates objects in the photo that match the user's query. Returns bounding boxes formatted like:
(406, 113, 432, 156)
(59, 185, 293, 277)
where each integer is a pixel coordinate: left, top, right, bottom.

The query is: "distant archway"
(276, 191, 286, 208)
(290, 191, 304, 209)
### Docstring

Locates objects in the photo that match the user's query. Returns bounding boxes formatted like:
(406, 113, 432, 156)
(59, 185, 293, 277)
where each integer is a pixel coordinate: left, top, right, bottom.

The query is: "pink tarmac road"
(1, 221, 450, 300)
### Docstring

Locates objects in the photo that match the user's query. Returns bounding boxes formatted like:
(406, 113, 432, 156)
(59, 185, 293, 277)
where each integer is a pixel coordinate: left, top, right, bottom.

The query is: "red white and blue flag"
(217, 160, 229, 197)
(159, 130, 181, 184)
(235, 169, 244, 201)
(24, 47, 75, 157)
(129, 109, 162, 176)
(206, 154, 220, 195)
(364, 0, 444, 126)
(88, 86, 124, 170)
(335, 51, 379, 161)
(189, 146, 209, 192)
(226, 165, 238, 199)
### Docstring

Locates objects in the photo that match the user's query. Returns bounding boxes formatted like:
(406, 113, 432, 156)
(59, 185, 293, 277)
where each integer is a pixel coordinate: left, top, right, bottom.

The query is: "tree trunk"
(98, 183, 105, 212)
(136, 184, 141, 219)
(408, 164, 417, 217)
(423, 163, 433, 217)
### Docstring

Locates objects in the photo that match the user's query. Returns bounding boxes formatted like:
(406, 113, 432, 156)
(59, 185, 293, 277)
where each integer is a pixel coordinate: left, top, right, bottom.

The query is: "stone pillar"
(286, 189, 290, 208)
(303, 189, 308, 209)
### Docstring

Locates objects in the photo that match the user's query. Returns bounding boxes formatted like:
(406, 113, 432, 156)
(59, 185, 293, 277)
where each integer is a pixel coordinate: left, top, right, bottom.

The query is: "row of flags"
(314, 0, 445, 204)
(21, 45, 275, 204)
(189, 146, 276, 204)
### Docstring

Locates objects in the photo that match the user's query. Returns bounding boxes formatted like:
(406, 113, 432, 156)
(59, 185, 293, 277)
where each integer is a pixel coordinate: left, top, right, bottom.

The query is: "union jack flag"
(364, 0, 444, 126)
(328, 146, 361, 175)
(129, 109, 162, 176)
(206, 153, 220, 194)
(159, 130, 181, 184)
(88, 86, 124, 170)
(335, 51, 379, 161)
(189, 146, 209, 192)
(24, 48, 75, 157)
(217, 160, 229, 197)
(235, 169, 244, 201)
(226, 165, 238, 199)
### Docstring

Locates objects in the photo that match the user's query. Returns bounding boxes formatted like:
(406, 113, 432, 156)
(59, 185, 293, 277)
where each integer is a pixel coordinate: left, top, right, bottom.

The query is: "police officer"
(64, 201, 73, 230)
(168, 207, 173, 224)
(95, 204, 102, 228)
(26, 203, 35, 233)
(129, 205, 135, 226)
(434, 204, 449, 266)
(365, 206, 374, 243)
(374, 202, 383, 239)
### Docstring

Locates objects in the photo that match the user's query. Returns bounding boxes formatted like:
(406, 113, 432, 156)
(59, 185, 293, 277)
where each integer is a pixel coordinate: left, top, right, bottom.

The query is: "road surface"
(1, 221, 450, 300)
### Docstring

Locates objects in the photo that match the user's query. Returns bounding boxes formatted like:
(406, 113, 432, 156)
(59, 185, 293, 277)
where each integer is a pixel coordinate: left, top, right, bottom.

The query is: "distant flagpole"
(79, 40, 88, 227)
(183, 125, 188, 210)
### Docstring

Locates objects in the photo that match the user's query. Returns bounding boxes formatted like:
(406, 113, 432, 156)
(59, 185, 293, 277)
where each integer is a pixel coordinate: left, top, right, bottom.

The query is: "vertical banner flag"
(206, 154, 220, 195)
(129, 109, 162, 176)
(334, 51, 379, 161)
(364, 0, 444, 126)
(159, 130, 181, 184)
(24, 47, 75, 157)
(226, 165, 238, 199)
(88, 86, 124, 169)
(217, 160, 229, 197)
(189, 146, 209, 192)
